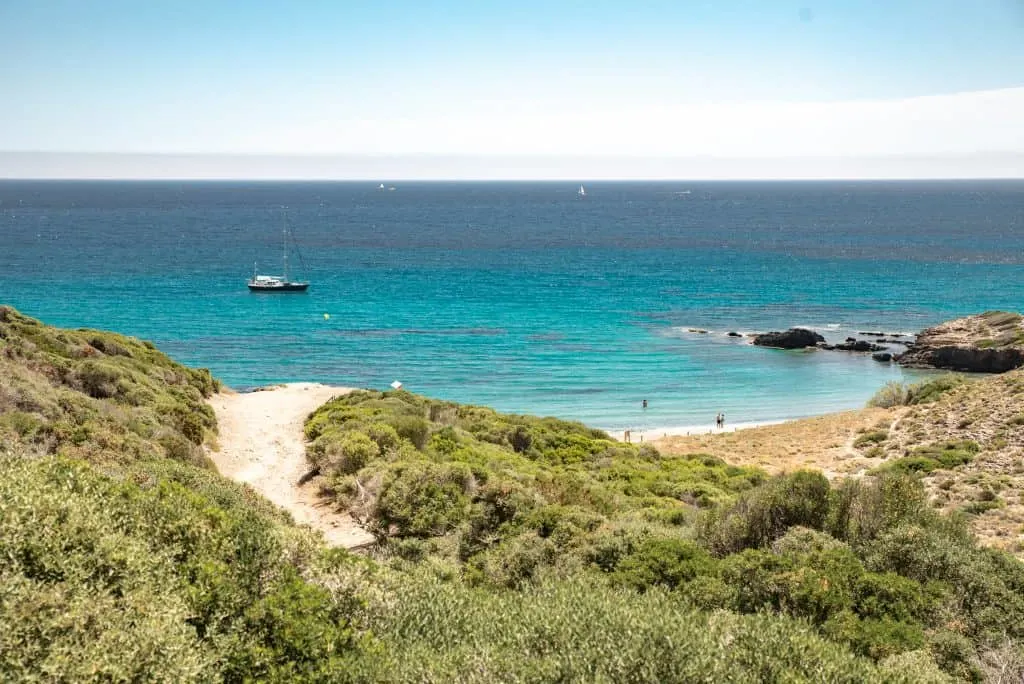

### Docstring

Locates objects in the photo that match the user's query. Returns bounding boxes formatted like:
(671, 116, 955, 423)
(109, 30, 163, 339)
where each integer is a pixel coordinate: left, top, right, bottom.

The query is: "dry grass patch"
(653, 407, 901, 477)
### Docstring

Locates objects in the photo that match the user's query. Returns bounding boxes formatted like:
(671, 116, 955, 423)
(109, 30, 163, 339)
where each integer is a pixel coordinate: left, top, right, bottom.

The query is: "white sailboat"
(578, 184, 586, 197)
(248, 214, 309, 292)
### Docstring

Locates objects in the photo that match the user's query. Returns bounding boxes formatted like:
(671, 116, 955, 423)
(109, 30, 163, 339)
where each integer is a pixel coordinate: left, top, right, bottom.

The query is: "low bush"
(869, 381, 910, 408)
(882, 440, 979, 474)
(854, 430, 889, 448)
(373, 461, 475, 537)
(611, 538, 716, 591)
(699, 470, 832, 555)
(867, 374, 965, 408)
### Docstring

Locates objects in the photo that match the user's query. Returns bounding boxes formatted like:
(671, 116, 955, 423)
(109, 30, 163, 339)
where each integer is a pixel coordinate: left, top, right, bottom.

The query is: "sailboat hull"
(247, 282, 309, 292)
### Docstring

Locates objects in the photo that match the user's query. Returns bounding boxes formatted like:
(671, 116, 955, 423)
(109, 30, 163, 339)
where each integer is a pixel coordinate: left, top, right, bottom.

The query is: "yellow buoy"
(323, 313, 330, 320)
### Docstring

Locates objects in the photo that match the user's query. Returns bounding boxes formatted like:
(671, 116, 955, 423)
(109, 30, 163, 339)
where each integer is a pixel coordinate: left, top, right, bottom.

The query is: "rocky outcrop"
(872, 352, 893, 362)
(896, 311, 1024, 373)
(834, 340, 888, 353)
(752, 328, 825, 349)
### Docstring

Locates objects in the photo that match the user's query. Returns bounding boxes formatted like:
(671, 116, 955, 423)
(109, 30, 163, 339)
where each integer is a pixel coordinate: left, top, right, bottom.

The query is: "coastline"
(236, 383, 811, 445)
(606, 419, 791, 443)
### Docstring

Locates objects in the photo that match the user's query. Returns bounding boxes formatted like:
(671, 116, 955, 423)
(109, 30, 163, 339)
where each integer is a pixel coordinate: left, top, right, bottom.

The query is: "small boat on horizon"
(248, 216, 309, 293)
(578, 184, 586, 197)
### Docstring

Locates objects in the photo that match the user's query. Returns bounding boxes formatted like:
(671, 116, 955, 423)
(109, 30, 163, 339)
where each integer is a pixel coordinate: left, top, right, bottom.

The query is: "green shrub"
(883, 440, 979, 474)
(824, 611, 925, 660)
(611, 538, 717, 591)
(386, 415, 430, 450)
(325, 431, 380, 475)
(867, 374, 965, 408)
(826, 472, 931, 547)
(854, 430, 888, 448)
(366, 422, 403, 453)
(700, 471, 832, 555)
(906, 374, 965, 405)
(465, 531, 556, 588)
(374, 461, 474, 536)
(961, 499, 1003, 515)
(772, 526, 847, 556)
(868, 382, 909, 408)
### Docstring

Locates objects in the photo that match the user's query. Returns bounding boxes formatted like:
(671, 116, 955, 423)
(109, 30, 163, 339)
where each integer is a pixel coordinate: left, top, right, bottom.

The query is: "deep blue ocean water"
(2, 180, 1022, 433)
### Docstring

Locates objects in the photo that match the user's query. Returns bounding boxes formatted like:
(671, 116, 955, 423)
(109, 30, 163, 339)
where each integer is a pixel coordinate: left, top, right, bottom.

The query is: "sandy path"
(207, 383, 376, 549)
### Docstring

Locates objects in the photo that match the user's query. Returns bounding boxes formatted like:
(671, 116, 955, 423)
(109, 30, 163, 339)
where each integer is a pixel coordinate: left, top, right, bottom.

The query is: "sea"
(2, 180, 1023, 434)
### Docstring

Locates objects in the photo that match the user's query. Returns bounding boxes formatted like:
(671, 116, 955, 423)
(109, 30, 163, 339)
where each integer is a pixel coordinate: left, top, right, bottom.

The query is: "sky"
(1, 0, 1024, 178)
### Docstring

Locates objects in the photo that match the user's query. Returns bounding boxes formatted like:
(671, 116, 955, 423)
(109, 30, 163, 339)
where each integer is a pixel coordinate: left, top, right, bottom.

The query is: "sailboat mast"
(282, 213, 288, 281)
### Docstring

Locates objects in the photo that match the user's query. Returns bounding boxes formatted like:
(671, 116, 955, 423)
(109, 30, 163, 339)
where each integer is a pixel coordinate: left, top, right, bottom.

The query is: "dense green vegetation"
(3, 306, 1024, 682)
(308, 389, 1024, 681)
(0, 307, 361, 681)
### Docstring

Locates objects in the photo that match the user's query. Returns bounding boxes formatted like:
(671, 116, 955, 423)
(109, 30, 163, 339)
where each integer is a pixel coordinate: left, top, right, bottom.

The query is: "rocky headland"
(896, 311, 1024, 373)
(750, 312, 1024, 374)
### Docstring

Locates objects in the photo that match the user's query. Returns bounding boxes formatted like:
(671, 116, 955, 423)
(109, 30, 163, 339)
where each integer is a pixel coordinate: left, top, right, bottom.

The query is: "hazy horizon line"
(2, 150, 1022, 181)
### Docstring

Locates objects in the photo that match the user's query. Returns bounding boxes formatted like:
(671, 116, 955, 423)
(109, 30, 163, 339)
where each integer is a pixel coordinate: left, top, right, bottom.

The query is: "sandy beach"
(651, 407, 898, 477)
(609, 419, 790, 443)
(206, 383, 376, 549)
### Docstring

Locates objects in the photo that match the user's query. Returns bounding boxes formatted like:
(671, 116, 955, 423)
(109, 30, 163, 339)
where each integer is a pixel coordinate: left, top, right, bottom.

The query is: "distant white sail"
(578, 185, 586, 197)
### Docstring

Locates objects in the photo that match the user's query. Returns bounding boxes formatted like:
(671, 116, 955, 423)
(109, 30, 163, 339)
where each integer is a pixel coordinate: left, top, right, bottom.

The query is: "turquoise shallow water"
(2, 180, 1023, 431)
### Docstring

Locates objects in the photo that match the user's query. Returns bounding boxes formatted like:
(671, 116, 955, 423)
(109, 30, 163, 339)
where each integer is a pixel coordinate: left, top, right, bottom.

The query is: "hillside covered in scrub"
(863, 370, 1024, 552)
(305, 389, 1024, 681)
(2, 305, 1024, 682)
(657, 370, 1024, 556)
(0, 306, 361, 680)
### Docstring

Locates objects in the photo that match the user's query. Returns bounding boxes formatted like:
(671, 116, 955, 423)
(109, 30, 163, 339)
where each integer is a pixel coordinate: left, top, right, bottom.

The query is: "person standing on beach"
(721, 413, 726, 429)
(715, 413, 722, 429)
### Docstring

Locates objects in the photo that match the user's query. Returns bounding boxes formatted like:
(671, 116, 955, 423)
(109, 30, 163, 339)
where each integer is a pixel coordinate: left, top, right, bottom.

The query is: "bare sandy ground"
(207, 383, 376, 549)
(652, 407, 900, 478)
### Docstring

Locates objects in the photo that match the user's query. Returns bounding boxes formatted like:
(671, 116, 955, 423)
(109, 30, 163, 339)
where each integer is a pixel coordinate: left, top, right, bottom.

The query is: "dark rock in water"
(896, 311, 1024, 373)
(872, 352, 893, 362)
(752, 328, 825, 349)
(688, 328, 709, 334)
(833, 340, 888, 352)
(845, 337, 857, 343)
(819, 344, 835, 351)
(858, 331, 885, 337)
(727, 332, 742, 338)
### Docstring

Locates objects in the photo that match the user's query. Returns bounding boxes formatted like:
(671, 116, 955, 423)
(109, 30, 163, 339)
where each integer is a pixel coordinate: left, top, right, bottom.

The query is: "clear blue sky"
(1, 1, 1023, 176)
